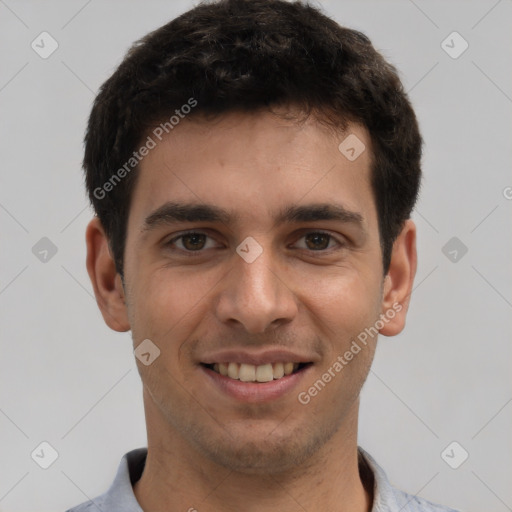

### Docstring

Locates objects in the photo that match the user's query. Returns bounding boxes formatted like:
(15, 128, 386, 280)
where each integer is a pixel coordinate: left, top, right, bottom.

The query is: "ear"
(379, 219, 417, 337)
(85, 217, 130, 332)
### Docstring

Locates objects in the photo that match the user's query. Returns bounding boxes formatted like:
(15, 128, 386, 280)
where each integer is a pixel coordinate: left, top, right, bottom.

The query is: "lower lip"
(201, 365, 312, 403)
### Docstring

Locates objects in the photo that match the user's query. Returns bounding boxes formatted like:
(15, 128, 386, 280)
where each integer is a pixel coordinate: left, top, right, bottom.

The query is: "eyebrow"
(141, 201, 364, 234)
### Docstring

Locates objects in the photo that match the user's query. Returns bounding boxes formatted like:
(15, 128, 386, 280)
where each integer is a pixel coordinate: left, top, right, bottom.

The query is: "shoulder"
(65, 448, 147, 512)
(392, 488, 460, 512)
(66, 499, 106, 512)
(358, 447, 460, 512)
(65, 494, 109, 512)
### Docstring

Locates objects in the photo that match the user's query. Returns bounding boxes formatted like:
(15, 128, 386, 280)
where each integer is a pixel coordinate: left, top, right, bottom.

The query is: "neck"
(134, 393, 372, 512)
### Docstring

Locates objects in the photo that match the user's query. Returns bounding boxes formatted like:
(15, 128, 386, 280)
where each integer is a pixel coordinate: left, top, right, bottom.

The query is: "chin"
(189, 420, 338, 475)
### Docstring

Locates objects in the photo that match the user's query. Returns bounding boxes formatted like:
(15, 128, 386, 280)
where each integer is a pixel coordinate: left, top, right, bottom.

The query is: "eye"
(166, 231, 217, 252)
(164, 230, 344, 256)
(294, 231, 342, 251)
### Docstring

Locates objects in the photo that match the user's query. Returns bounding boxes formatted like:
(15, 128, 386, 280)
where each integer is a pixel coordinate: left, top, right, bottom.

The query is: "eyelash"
(164, 230, 345, 256)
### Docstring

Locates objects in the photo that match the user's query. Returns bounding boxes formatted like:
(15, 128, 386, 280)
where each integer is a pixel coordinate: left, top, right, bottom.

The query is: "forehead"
(127, 110, 376, 234)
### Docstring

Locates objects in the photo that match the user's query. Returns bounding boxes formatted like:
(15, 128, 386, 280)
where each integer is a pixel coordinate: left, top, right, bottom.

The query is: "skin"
(86, 109, 417, 512)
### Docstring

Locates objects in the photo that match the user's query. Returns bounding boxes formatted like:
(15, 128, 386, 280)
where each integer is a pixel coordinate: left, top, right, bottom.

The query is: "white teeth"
(239, 363, 256, 382)
(227, 362, 239, 379)
(273, 362, 284, 379)
(255, 363, 273, 382)
(209, 362, 302, 382)
(219, 363, 229, 376)
(284, 362, 294, 375)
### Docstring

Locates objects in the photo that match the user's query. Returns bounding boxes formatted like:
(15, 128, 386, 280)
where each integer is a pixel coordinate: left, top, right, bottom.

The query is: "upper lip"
(200, 348, 318, 366)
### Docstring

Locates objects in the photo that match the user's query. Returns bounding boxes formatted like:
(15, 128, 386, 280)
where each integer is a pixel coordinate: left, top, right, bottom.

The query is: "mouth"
(201, 362, 312, 383)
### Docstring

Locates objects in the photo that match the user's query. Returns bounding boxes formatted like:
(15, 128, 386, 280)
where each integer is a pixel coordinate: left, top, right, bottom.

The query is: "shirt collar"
(358, 446, 401, 511)
(98, 446, 403, 512)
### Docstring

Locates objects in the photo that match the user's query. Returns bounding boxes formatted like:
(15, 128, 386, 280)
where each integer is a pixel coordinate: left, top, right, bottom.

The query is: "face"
(91, 110, 413, 474)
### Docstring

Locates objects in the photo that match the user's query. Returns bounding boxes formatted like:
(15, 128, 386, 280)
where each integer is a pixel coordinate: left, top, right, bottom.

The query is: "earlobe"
(379, 219, 417, 337)
(85, 217, 131, 332)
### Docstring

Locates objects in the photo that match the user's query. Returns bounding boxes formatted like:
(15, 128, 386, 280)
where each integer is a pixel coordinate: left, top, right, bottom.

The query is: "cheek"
(301, 267, 382, 340)
(128, 267, 218, 345)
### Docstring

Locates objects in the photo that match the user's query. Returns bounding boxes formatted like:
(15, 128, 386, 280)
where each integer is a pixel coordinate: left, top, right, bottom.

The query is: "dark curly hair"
(84, 0, 422, 278)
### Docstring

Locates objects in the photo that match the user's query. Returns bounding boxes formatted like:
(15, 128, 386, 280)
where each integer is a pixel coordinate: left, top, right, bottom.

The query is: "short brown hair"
(84, 0, 422, 277)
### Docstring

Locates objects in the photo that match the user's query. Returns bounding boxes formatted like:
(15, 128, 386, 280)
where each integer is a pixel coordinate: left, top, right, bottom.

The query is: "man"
(68, 0, 458, 510)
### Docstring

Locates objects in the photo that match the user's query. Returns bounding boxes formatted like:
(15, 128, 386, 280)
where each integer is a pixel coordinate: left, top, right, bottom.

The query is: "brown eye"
(304, 232, 332, 250)
(179, 233, 207, 250)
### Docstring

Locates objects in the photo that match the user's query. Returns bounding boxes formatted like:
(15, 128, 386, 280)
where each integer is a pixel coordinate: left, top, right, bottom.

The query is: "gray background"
(1, 1, 511, 511)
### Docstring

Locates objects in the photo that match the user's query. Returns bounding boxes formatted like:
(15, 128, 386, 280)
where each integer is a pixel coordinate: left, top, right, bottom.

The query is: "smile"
(203, 362, 311, 383)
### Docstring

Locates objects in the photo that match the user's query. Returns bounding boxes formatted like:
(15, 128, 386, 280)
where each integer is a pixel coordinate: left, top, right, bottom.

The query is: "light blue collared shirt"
(66, 447, 459, 512)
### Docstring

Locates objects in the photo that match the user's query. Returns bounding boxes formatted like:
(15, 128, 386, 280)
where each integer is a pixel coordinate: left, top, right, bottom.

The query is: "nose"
(214, 244, 298, 334)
